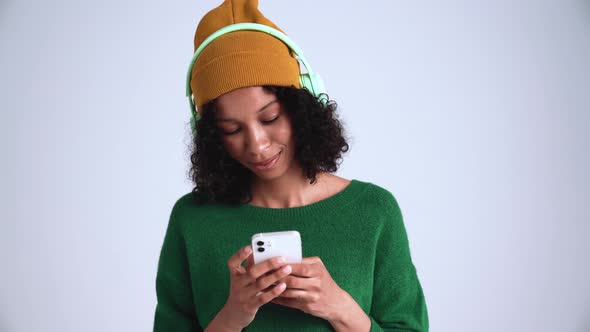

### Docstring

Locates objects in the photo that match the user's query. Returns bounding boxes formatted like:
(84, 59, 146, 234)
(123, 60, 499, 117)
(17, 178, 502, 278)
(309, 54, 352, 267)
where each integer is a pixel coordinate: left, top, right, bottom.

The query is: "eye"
(220, 115, 280, 136)
(222, 128, 240, 136)
(262, 115, 280, 124)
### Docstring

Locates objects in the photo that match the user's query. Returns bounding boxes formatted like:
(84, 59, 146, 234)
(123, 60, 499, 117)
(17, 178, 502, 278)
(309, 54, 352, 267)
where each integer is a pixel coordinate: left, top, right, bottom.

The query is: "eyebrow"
(215, 99, 278, 122)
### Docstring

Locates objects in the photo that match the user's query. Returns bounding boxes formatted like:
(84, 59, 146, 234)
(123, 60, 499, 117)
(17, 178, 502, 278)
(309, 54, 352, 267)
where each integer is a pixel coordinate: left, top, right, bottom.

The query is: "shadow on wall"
(0, 312, 12, 332)
(579, 296, 590, 332)
(0, 1, 9, 18)
(580, 0, 590, 15)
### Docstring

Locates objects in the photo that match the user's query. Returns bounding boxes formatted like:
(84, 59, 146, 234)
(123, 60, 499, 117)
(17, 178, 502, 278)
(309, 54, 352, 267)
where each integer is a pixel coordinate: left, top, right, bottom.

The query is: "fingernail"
(282, 265, 291, 273)
(245, 246, 252, 254)
(277, 257, 286, 263)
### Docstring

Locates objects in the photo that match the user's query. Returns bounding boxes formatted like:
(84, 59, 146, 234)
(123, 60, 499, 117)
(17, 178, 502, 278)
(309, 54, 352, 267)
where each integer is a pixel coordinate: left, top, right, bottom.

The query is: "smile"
(252, 151, 281, 170)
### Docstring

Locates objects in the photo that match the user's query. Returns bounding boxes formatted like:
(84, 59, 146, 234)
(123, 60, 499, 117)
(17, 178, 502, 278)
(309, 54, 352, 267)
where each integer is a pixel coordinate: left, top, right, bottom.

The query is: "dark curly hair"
(187, 85, 350, 206)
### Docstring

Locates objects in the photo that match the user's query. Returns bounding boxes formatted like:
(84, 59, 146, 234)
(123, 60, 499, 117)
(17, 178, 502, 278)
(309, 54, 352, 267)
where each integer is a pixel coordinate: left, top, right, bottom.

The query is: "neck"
(248, 169, 332, 208)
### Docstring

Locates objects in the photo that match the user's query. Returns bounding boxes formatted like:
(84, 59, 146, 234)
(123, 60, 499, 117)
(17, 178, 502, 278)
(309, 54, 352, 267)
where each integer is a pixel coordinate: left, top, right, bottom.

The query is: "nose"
(245, 125, 271, 157)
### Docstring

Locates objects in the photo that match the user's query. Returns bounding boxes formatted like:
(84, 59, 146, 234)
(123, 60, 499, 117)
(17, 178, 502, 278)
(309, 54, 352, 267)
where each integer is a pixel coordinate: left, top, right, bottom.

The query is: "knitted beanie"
(190, 0, 301, 115)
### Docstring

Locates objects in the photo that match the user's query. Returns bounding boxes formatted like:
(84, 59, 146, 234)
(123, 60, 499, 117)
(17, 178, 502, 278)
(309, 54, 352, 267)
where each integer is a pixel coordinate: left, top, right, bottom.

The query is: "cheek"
(220, 137, 242, 159)
(275, 119, 294, 143)
(275, 128, 291, 144)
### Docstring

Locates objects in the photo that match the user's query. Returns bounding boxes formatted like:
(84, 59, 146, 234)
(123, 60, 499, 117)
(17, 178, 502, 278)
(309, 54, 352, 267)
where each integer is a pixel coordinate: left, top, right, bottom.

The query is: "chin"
(251, 167, 284, 181)
(253, 164, 300, 182)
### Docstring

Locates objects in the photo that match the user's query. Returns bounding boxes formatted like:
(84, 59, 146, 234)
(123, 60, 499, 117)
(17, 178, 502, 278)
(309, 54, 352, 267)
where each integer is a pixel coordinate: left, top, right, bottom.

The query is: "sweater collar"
(233, 179, 368, 220)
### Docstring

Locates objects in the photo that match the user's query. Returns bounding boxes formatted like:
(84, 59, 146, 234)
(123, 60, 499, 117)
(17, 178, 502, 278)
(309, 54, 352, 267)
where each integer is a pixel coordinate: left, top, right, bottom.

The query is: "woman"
(153, 1, 428, 331)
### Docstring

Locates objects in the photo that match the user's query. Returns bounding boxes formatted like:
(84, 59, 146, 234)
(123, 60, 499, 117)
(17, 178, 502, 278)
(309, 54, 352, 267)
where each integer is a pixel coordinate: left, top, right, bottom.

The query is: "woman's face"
(214, 86, 297, 181)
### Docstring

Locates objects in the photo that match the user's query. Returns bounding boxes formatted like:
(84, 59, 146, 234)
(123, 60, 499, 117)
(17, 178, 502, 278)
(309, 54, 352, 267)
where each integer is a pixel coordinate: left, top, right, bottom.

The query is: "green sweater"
(153, 179, 428, 331)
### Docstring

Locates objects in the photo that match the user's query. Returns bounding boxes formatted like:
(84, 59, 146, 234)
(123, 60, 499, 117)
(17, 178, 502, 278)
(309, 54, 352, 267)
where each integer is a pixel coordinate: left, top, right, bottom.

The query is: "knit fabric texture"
(153, 179, 429, 331)
(190, 0, 301, 114)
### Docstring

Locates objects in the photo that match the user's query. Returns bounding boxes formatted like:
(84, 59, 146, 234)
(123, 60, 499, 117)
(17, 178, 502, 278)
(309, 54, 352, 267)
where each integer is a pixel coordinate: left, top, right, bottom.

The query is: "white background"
(1, 0, 589, 331)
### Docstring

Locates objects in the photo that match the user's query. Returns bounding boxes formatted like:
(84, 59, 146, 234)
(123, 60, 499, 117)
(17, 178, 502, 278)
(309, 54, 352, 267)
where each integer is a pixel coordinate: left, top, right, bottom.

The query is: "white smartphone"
(251, 230, 302, 265)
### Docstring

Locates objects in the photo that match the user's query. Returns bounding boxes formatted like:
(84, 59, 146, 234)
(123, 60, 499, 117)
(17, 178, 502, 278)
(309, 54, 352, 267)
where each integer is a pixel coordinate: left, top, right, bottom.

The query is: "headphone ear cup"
(299, 73, 315, 95)
(309, 73, 327, 106)
(309, 73, 325, 95)
(190, 100, 201, 136)
(300, 73, 328, 107)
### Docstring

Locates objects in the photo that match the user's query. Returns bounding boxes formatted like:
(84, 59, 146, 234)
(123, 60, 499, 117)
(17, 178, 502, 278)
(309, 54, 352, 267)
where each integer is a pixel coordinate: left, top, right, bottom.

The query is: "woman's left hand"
(270, 256, 355, 322)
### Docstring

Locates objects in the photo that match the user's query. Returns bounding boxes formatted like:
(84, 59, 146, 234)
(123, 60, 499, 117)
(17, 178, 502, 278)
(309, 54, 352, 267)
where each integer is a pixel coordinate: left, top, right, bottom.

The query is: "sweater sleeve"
(153, 201, 202, 332)
(368, 193, 429, 332)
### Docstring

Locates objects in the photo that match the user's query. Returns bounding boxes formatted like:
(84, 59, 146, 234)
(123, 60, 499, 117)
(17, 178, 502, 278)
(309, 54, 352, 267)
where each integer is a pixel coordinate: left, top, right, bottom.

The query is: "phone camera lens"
(257, 241, 264, 246)
(257, 247, 265, 252)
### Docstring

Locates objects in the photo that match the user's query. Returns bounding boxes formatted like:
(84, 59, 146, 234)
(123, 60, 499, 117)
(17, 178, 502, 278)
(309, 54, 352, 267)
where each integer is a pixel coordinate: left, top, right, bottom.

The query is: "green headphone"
(185, 22, 327, 134)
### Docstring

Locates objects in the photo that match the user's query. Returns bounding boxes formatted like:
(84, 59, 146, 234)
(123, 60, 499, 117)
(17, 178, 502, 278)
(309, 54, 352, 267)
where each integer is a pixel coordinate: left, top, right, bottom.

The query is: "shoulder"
(325, 174, 353, 194)
(170, 191, 226, 214)
(325, 175, 403, 219)
(353, 178, 401, 209)
(324, 174, 401, 209)
(351, 181, 412, 244)
(168, 191, 237, 225)
(354, 179, 407, 233)
(170, 192, 195, 215)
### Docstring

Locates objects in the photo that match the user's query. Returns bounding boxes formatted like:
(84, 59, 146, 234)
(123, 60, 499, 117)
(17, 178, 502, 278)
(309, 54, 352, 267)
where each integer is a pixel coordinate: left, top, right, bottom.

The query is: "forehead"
(214, 86, 277, 119)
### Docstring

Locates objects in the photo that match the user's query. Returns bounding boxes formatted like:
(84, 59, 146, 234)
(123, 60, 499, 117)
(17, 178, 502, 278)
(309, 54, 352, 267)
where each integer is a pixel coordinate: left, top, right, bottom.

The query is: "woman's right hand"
(218, 245, 293, 330)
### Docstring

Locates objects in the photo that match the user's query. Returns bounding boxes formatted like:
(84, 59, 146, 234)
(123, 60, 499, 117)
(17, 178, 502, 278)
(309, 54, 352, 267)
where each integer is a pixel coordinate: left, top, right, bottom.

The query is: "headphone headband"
(186, 22, 326, 128)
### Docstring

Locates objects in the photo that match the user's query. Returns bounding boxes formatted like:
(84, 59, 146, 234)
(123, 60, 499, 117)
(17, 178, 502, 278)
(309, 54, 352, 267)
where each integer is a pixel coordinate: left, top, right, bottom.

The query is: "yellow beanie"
(190, 0, 301, 115)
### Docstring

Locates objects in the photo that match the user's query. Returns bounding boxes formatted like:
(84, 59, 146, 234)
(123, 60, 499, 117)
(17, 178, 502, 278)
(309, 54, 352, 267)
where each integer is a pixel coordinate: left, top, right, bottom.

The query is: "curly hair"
(187, 85, 350, 206)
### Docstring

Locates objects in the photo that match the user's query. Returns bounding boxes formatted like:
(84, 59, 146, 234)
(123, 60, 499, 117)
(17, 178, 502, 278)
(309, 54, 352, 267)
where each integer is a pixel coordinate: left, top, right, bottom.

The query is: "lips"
(251, 152, 280, 166)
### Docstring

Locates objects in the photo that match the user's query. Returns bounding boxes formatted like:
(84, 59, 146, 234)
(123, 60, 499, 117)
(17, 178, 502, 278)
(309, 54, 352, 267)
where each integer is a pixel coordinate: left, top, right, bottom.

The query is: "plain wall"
(1, 0, 589, 331)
